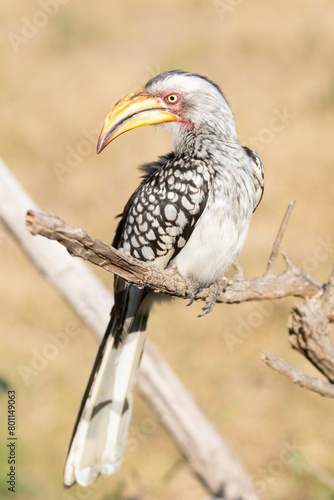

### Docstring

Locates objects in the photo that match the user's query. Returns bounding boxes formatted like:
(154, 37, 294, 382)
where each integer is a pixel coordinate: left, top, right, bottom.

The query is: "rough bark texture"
(25, 207, 334, 400)
(26, 209, 322, 304)
(288, 268, 334, 384)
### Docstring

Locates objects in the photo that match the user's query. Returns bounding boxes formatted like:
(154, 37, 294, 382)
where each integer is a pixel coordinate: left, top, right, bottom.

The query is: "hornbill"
(64, 70, 264, 487)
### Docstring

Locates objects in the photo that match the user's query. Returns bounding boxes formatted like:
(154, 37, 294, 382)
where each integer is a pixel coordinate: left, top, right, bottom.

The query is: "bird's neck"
(173, 125, 241, 162)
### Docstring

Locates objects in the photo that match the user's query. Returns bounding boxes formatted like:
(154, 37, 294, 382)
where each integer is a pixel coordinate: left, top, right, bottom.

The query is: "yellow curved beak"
(97, 90, 180, 153)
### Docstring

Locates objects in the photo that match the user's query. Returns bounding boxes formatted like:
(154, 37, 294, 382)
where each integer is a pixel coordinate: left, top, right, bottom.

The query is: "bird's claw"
(198, 281, 219, 317)
(198, 277, 229, 317)
(185, 277, 200, 307)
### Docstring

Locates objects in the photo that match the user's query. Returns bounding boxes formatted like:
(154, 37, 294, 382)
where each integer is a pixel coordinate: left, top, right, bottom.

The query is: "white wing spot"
(181, 196, 194, 211)
(147, 229, 156, 240)
(160, 234, 173, 245)
(194, 174, 202, 187)
(142, 246, 155, 260)
(177, 210, 187, 227)
(164, 204, 177, 221)
(203, 170, 211, 182)
(167, 191, 178, 202)
(166, 226, 180, 237)
(178, 236, 186, 248)
(131, 236, 140, 248)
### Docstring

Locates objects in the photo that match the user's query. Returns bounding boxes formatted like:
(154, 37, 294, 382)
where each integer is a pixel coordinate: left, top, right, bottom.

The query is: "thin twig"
(260, 351, 334, 398)
(266, 199, 296, 274)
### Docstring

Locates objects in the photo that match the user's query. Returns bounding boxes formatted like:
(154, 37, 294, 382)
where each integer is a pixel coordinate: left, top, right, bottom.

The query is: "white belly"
(173, 197, 251, 286)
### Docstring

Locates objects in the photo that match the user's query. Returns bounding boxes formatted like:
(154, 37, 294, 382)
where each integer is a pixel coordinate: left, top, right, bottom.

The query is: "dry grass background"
(1, 1, 334, 499)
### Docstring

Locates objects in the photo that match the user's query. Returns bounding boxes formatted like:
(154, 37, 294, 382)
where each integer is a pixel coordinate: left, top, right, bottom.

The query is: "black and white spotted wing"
(114, 152, 212, 265)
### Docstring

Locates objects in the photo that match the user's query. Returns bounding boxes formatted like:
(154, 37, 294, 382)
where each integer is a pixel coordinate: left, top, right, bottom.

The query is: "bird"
(63, 70, 264, 487)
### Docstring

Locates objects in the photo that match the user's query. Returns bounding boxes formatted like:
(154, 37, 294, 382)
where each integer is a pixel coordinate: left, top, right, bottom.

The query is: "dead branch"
(26, 209, 322, 306)
(259, 267, 334, 397)
(259, 351, 334, 398)
(26, 207, 334, 400)
(266, 199, 296, 274)
(138, 342, 259, 499)
(288, 267, 334, 383)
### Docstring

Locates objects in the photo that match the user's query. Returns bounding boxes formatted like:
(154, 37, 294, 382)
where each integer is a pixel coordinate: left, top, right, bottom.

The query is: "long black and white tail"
(64, 285, 148, 487)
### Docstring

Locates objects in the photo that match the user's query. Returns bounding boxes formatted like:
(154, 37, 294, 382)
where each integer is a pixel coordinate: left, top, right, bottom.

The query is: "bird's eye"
(165, 93, 179, 104)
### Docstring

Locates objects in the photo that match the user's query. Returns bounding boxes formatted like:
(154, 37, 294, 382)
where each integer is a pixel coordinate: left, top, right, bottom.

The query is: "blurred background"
(1, 1, 334, 499)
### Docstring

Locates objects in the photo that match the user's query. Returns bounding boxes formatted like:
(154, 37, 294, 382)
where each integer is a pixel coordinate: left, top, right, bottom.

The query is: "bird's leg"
(169, 264, 199, 306)
(185, 276, 201, 307)
(198, 276, 229, 317)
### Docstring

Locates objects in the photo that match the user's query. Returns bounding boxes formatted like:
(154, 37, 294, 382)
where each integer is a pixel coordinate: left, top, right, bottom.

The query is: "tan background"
(1, 1, 334, 499)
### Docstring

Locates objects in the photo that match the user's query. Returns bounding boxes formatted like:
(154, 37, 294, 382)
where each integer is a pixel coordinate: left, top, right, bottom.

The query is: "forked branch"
(26, 208, 322, 305)
(25, 203, 334, 399)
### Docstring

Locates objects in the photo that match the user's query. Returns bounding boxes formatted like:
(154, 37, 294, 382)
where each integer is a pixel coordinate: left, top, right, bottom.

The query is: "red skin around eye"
(161, 89, 185, 109)
(161, 90, 193, 129)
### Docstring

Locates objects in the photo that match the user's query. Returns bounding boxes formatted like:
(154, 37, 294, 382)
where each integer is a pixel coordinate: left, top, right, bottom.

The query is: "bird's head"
(97, 70, 237, 154)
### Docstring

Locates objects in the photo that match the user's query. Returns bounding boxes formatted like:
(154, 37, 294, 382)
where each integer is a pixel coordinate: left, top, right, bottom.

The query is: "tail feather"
(64, 285, 148, 487)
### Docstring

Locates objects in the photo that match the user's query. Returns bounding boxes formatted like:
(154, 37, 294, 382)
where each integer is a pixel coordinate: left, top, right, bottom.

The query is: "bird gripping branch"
(64, 70, 264, 487)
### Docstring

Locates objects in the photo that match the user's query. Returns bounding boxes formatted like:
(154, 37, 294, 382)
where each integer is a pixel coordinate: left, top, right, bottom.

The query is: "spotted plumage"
(64, 70, 264, 488)
(116, 153, 211, 265)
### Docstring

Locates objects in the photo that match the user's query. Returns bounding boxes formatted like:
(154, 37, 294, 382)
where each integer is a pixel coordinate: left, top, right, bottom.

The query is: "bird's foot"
(198, 281, 220, 317)
(185, 277, 200, 307)
(198, 277, 229, 317)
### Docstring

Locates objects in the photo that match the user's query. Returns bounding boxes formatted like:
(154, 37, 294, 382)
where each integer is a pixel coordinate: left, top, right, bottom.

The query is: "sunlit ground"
(1, 1, 334, 499)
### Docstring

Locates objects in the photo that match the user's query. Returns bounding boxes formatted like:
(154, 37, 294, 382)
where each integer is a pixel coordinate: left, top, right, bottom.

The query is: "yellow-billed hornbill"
(64, 70, 264, 487)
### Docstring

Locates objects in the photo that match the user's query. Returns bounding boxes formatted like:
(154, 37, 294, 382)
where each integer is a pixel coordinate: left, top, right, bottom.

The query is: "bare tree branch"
(266, 199, 296, 274)
(26, 209, 323, 306)
(261, 266, 334, 397)
(26, 207, 334, 400)
(260, 351, 334, 398)
(25, 205, 334, 402)
(288, 267, 334, 384)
